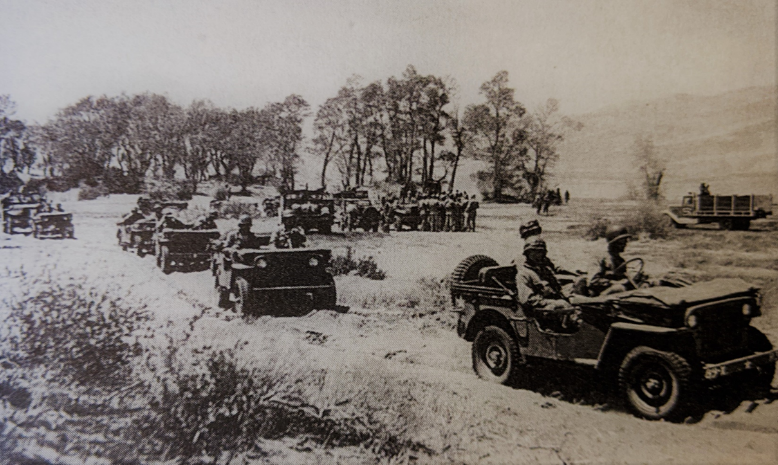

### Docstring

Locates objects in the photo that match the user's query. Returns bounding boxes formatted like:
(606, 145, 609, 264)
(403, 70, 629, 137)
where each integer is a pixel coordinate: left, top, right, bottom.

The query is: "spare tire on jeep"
(451, 255, 499, 284)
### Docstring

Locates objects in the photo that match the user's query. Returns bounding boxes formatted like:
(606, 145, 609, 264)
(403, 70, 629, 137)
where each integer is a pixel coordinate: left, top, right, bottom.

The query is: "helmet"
(523, 237, 547, 254)
(605, 225, 631, 244)
(238, 214, 252, 227)
(519, 220, 542, 239)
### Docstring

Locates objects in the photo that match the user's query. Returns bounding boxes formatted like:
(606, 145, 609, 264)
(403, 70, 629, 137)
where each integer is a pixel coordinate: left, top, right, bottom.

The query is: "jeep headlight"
(742, 303, 753, 317)
(255, 257, 268, 269)
(309, 256, 319, 267)
(686, 313, 699, 328)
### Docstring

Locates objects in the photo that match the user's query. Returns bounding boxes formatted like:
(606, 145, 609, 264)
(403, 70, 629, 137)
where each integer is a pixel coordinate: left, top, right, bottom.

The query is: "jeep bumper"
(703, 350, 778, 380)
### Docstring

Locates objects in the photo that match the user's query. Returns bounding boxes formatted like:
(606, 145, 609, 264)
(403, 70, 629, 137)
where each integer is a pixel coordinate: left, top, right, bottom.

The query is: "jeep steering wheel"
(613, 257, 644, 290)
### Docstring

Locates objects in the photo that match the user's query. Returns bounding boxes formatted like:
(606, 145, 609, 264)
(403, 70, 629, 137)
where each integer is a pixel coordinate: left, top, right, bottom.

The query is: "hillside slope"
(554, 86, 777, 199)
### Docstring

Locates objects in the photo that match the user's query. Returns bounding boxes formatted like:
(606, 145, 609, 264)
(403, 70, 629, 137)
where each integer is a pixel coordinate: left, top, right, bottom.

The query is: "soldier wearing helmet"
(224, 215, 263, 249)
(587, 224, 634, 296)
(516, 237, 575, 317)
(515, 220, 576, 277)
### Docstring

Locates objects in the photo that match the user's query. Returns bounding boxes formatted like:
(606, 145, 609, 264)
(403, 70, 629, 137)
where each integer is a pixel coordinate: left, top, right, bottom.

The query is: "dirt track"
(3, 194, 778, 463)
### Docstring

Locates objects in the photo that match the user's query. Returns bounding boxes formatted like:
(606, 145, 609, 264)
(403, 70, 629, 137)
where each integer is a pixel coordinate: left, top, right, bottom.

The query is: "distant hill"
(554, 86, 777, 200)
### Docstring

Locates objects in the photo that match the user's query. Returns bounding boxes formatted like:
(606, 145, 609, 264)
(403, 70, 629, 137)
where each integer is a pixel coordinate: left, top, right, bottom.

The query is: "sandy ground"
(2, 194, 778, 464)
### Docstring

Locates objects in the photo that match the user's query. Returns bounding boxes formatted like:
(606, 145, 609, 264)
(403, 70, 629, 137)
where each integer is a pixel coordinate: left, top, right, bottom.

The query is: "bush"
(2, 270, 151, 387)
(145, 179, 193, 202)
(331, 247, 386, 280)
(585, 216, 610, 240)
(77, 182, 110, 200)
(623, 201, 671, 239)
(213, 186, 231, 201)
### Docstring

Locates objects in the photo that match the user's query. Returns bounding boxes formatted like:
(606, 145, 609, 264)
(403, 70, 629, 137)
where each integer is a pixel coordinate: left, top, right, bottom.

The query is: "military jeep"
(155, 228, 221, 273)
(450, 255, 777, 420)
(280, 188, 335, 234)
(2, 193, 44, 235)
(212, 242, 338, 316)
(32, 212, 74, 239)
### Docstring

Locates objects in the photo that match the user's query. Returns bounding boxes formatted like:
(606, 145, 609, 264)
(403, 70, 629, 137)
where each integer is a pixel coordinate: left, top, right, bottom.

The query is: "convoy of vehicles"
(281, 188, 335, 234)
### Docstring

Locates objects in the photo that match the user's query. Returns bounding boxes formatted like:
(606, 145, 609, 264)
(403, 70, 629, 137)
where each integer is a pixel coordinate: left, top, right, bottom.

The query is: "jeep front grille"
(692, 300, 750, 362)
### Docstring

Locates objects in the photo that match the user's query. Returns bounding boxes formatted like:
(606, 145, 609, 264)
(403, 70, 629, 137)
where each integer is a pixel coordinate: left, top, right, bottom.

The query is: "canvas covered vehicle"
(281, 188, 335, 234)
(213, 240, 338, 316)
(392, 202, 421, 231)
(665, 193, 773, 230)
(450, 254, 777, 420)
(32, 212, 74, 239)
(155, 228, 221, 273)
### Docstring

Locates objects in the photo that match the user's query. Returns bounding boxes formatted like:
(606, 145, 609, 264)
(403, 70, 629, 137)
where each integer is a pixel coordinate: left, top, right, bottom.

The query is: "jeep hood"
(617, 278, 758, 308)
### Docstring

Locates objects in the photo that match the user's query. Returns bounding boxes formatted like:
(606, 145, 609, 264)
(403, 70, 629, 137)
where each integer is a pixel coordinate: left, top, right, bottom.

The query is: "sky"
(1, 0, 775, 124)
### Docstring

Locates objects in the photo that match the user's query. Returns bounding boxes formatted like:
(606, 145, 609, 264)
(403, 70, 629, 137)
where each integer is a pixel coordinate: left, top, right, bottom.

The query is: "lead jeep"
(32, 212, 75, 239)
(212, 240, 337, 316)
(450, 255, 777, 420)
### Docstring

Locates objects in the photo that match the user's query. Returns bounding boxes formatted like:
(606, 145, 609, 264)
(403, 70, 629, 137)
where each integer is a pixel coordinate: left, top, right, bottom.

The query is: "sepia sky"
(1, 0, 775, 123)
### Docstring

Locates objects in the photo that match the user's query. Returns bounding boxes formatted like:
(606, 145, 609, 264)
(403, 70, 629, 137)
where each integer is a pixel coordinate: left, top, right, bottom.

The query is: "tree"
(0, 96, 34, 175)
(633, 136, 665, 201)
(521, 98, 581, 197)
(464, 71, 526, 201)
(265, 95, 310, 192)
(446, 107, 474, 192)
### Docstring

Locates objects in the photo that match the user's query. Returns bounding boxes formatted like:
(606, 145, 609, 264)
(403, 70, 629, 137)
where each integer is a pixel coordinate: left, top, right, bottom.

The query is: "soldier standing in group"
(534, 193, 543, 214)
(564, 190, 570, 204)
(444, 195, 455, 232)
(420, 195, 431, 231)
(381, 198, 393, 233)
(465, 195, 479, 232)
(542, 191, 551, 215)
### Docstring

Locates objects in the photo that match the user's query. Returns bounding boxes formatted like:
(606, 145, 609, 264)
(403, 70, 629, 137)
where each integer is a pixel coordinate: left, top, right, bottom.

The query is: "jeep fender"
(464, 304, 528, 346)
(596, 322, 696, 373)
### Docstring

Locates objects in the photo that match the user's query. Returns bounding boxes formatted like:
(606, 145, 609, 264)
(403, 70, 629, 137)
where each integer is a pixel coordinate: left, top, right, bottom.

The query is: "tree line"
(1, 68, 580, 201)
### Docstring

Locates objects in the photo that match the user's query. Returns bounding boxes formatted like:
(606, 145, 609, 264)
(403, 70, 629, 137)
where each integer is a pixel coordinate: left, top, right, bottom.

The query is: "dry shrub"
(585, 216, 610, 240)
(331, 247, 386, 280)
(145, 179, 193, 201)
(1, 269, 151, 387)
(623, 201, 671, 239)
(213, 186, 231, 202)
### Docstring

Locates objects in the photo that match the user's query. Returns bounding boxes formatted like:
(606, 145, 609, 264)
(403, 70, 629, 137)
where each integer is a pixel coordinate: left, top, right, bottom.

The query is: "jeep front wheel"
(472, 326, 521, 385)
(233, 277, 252, 316)
(619, 346, 693, 421)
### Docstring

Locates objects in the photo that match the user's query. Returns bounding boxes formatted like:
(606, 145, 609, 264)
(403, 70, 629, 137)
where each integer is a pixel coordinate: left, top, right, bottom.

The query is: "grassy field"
(1, 195, 777, 464)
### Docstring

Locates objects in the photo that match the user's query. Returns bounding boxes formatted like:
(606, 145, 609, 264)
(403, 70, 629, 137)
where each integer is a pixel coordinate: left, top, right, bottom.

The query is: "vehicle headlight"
(309, 256, 319, 267)
(742, 303, 753, 316)
(686, 313, 698, 328)
(255, 257, 268, 269)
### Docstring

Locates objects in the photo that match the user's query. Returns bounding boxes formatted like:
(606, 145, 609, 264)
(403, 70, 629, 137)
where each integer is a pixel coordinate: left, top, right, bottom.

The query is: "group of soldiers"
(515, 219, 649, 329)
(533, 188, 569, 215)
(379, 192, 480, 232)
(221, 214, 306, 250)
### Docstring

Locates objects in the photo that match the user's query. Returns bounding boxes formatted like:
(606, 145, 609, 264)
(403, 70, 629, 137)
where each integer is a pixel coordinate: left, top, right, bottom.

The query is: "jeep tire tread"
(233, 277, 252, 316)
(472, 325, 521, 385)
(160, 246, 170, 274)
(619, 346, 693, 421)
(451, 255, 499, 284)
(747, 327, 775, 392)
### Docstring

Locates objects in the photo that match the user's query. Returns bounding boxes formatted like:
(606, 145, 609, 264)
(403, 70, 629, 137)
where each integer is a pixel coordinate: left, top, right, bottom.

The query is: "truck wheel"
(160, 246, 171, 274)
(216, 281, 231, 309)
(734, 219, 751, 231)
(320, 223, 332, 234)
(719, 219, 734, 231)
(451, 255, 499, 284)
(747, 328, 775, 392)
(472, 326, 521, 385)
(32, 225, 38, 239)
(233, 277, 252, 316)
(619, 346, 693, 421)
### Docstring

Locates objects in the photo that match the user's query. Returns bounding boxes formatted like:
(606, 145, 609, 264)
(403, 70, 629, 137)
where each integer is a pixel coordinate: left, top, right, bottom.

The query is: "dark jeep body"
(392, 203, 421, 231)
(213, 241, 337, 316)
(335, 189, 381, 232)
(450, 255, 777, 420)
(281, 188, 335, 234)
(155, 228, 220, 273)
(32, 212, 74, 239)
(2, 193, 44, 235)
(117, 216, 157, 256)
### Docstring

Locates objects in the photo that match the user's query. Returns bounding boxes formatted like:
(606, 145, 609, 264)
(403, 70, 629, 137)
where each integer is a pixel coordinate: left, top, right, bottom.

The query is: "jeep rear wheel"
(451, 255, 499, 284)
(233, 277, 252, 316)
(619, 346, 693, 421)
(472, 326, 521, 385)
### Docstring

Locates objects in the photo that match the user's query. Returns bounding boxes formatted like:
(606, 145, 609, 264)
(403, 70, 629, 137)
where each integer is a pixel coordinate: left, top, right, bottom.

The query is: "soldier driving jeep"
(581, 224, 656, 296)
(223, 215, 266, 249)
